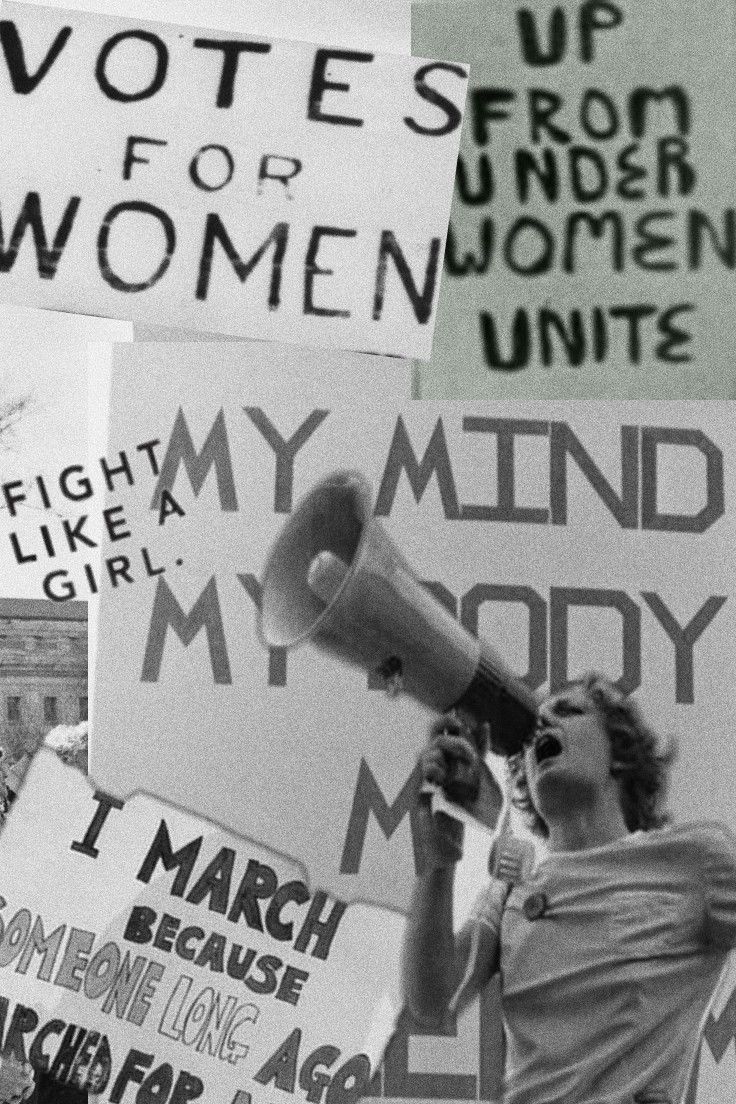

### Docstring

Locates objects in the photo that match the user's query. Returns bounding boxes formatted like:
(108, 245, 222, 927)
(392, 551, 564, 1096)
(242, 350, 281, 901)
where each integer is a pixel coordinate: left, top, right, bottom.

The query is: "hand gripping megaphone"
(258, 471, 538, 805)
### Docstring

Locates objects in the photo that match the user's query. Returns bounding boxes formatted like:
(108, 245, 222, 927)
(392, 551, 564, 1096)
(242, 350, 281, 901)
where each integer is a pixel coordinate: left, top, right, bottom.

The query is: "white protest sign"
(89, 344, 736, 915)
(0, 310, 132, 602)
(413, 0, 736, 397)
(0, 751, 403, 1102)
(0, 3, 465, 357)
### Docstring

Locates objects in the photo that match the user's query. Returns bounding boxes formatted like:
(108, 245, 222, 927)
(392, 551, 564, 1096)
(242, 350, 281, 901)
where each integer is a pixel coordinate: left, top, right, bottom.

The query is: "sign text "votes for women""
(0, 4, 467, 358)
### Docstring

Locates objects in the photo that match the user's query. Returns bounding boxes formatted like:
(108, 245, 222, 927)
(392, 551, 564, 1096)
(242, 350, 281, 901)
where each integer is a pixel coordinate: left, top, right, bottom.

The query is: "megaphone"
(259, 471, 538, 794)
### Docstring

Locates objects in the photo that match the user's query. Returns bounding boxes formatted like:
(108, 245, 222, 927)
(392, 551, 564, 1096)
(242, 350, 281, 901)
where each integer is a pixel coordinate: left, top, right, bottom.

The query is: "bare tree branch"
(0, 392, 37, 514)
(0, 393, 33, 448)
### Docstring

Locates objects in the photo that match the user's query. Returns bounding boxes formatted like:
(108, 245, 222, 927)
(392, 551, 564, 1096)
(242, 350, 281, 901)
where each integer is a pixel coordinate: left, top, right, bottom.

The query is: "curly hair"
(507, 673, 676, 839)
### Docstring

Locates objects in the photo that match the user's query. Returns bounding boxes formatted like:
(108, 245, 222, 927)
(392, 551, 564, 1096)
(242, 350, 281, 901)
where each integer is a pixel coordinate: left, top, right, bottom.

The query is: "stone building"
(0, 598, 88, 761)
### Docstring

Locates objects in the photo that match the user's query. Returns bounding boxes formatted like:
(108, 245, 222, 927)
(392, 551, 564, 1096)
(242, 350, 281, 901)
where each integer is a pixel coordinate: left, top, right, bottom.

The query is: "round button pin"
(522, 892, 548, 921)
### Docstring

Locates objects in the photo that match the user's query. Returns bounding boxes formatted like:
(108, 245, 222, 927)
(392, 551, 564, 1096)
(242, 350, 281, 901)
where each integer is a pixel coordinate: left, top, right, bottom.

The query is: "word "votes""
(0, 20, 465, 135)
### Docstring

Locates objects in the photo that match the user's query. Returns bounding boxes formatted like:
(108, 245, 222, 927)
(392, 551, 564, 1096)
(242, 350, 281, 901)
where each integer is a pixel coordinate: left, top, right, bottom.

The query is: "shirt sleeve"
(467, 877, 509, 939)
(450, 878, 507, 1014)
(698, 822, 736, 949)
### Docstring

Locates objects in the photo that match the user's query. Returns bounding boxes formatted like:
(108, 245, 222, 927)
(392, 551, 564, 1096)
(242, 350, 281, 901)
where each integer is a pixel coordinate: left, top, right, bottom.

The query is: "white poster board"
(0, 751, 403, 1101)
(0, 3, 465, 356)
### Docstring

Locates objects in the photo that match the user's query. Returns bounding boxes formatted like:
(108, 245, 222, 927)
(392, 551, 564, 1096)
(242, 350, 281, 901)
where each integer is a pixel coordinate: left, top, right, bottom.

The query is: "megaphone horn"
(259, 471, 537, 759)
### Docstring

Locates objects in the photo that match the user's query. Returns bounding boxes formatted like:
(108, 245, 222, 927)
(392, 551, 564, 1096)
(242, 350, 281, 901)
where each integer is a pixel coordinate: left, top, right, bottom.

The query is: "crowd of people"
(0, 747, 28, 828)
(0, 722, 88, 829)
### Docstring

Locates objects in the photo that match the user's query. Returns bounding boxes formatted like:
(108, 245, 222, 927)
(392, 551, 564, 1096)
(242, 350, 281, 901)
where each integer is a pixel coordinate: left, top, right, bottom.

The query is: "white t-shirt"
(469, 821, 736, 1104)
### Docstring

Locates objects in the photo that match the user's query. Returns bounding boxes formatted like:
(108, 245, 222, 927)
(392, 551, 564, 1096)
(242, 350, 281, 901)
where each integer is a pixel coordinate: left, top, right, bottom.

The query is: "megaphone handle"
(440, 709, 481, 807)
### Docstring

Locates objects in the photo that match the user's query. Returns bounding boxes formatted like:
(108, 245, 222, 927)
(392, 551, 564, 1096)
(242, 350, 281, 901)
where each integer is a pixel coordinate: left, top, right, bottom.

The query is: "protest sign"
(84, 351, 736, 1101)
(0, 750, 403, 1102)
(413, 0, 736, 398)
(89, 344, 736, 915)
(0, 309, 132, 602)
(0, 3, 464, 357)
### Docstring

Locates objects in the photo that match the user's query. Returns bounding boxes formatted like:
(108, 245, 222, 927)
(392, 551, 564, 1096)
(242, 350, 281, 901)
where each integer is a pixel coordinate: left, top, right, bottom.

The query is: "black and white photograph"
(0, 3, 735, 1104)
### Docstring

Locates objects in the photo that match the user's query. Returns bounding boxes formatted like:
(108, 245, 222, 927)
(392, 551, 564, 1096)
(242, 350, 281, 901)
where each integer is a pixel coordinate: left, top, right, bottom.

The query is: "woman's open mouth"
(534, 731, 563, 766)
